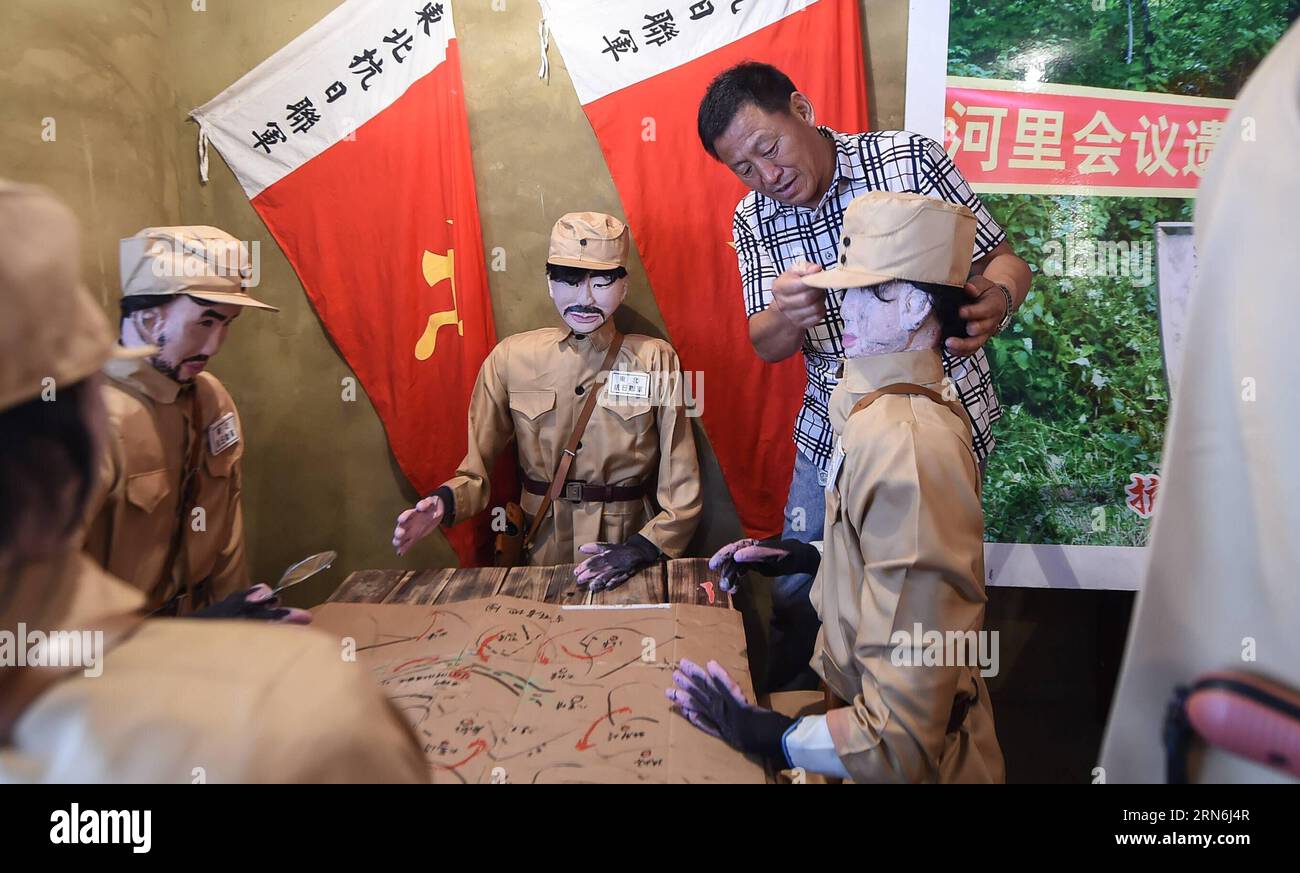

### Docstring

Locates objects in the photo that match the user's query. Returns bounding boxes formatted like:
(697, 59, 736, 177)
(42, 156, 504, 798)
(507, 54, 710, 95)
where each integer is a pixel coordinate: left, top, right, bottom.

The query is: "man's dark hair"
(0, 379, 97, 565)
(697, 61, 799, 159)
(545, 264, 628, 285)
(119, 293, 194, 325)
(868, 280, 969, 342)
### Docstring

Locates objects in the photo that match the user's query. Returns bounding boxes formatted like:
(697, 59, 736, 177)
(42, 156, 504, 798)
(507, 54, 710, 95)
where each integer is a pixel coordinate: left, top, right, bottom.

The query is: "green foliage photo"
(947, 0, 1298, 544)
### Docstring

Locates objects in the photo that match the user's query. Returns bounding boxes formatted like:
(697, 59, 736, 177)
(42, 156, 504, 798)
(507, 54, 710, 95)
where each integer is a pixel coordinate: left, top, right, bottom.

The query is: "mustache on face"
(565, 306, 604, 316)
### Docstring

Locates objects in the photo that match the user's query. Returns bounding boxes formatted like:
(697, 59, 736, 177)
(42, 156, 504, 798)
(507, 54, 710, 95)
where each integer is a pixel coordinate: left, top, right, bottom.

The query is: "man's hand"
(191, 584, 312, 624)
(946, 274, 1010, 356)
(392, 494, 445, 556)
(771, 261, 828, 329)
(708, 537, 822, 593)
(665, 658, 794, 762)
(575, 534, 660, 591)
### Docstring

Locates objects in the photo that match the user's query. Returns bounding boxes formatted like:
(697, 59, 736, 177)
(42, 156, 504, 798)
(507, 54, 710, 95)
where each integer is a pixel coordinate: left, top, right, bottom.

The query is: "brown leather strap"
(521, 476, 646, 503)
(523, 332, 625, 551)
(849, 381, 972, 434)
(0, 610, 148, 745)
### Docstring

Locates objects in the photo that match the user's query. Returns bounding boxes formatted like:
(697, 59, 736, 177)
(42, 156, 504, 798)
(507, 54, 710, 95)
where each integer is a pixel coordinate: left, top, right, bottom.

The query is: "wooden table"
(326, 557, 733, 610)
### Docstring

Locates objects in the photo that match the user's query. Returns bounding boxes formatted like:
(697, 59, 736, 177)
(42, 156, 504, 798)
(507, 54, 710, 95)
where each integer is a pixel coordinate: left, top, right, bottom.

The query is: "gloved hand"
(708, 537, 822, 593)
(665, 657, 795, 763)
(574, 534, 661, 591)
(190, 584, 312, 624)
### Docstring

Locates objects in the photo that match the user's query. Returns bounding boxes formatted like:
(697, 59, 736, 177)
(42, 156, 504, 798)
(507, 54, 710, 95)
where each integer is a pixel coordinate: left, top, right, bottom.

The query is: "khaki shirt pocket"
(509, 389, 556, 433)
(598, 399, 655, 447)
(125, 469, 171, 514)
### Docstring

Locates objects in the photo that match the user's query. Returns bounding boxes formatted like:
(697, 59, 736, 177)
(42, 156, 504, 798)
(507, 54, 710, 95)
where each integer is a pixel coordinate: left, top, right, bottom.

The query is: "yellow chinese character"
(1181, 119, 1224, 177)
(1131, 114, 1180, 177)
(948, 100, 1009, 172)
(1072, 109, 1125, 176)
(1008, 108, 1066, 170)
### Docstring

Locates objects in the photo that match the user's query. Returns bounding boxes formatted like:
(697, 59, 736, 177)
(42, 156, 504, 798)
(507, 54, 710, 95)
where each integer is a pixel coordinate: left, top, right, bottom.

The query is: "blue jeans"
(765, 449, 826, 693)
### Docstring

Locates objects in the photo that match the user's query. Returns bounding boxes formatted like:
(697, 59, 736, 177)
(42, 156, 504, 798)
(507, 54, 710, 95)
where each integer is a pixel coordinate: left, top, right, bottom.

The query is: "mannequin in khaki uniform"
(671, 193, 1003, 783)
(393, 213, 702, 590)
(82, 226, 277, 613)
(0, 182, 427, 783)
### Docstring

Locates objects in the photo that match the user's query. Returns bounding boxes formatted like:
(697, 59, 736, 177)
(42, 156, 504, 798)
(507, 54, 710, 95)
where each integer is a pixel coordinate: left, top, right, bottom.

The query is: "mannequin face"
(548, 271, 627, 334)
(130, 296, 241, 383)
(839, 280, 935, 358)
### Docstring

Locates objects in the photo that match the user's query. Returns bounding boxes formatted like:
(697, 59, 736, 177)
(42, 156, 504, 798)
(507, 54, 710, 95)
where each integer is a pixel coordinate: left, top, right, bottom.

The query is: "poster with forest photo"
(907, 0, 1299, 588)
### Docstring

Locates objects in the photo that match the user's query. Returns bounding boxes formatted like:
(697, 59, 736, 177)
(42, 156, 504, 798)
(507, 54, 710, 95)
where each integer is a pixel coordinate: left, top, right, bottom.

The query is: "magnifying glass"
(149, 550, 338, 616)
(270, 550, 337, 597)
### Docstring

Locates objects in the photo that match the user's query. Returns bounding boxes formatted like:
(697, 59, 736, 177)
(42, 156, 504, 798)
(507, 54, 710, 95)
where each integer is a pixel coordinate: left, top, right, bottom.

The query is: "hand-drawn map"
(311, 596, 765, 783)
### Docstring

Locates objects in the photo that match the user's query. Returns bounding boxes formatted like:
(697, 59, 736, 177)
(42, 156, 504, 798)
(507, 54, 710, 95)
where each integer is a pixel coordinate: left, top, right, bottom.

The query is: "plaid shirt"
(733, 127, 1005, 476)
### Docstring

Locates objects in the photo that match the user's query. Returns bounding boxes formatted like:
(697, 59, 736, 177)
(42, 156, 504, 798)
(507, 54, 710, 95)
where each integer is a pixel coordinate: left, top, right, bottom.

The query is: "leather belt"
(522, 476, 647, 504)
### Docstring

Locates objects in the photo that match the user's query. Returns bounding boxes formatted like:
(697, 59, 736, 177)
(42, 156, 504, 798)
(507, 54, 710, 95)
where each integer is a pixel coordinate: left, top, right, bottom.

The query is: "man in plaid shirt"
(698, 62, 1033, 692)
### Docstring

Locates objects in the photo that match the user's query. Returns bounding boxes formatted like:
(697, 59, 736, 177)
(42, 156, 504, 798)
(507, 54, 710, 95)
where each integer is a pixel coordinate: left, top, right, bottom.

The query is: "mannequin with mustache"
(120, 294, 241, 383)
(392, 211, 703, 589)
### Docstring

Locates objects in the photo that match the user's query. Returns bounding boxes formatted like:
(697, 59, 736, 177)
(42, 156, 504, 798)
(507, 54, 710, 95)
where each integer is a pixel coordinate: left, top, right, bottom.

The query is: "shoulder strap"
(523, 332, 626, 551)
(849, 381, 972, 434)
(0, 610, 147, 746)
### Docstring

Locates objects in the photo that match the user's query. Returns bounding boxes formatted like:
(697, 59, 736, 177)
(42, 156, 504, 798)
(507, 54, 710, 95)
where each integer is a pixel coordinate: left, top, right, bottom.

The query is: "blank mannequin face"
(839, 280, 934, 358)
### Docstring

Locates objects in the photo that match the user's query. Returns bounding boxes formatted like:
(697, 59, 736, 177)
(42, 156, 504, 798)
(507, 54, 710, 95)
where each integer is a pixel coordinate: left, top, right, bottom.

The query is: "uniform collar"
(103, 352, 186, 404)
(839, 349, 945, 394)
(563, 320, 618, 353)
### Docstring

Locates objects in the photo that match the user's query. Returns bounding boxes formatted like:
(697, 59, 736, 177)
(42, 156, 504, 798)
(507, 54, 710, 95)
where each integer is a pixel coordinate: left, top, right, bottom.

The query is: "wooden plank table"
(326, 558, 733, 609)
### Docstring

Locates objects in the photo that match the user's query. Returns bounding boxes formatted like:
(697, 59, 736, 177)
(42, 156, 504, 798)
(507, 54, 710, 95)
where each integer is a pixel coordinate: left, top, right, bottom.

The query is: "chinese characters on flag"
(945, 77, 1233, 197)
(193, 0, 510, 567)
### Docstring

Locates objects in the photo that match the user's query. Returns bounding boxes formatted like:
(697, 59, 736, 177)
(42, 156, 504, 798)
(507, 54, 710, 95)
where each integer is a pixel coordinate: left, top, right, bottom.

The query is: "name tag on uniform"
(207, 412, 240, 456)
(825, 441, 846, 492)
(607, 370, 651, 400)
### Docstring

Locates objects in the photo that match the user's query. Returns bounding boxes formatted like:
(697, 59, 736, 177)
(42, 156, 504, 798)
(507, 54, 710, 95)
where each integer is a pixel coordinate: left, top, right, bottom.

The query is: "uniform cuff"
(432, 485, 456, 527)
(782, 715, 852, 780)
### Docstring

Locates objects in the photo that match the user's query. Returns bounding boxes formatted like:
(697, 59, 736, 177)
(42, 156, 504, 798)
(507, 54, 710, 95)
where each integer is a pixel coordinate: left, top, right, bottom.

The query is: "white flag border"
(190, 0, 456, 198)
(539, 0, 815, 105)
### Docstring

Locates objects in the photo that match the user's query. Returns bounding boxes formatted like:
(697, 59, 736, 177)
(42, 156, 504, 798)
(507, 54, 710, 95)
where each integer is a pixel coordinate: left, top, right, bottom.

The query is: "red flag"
(192, 1, 509, 565)
(543, 0, 868, 537)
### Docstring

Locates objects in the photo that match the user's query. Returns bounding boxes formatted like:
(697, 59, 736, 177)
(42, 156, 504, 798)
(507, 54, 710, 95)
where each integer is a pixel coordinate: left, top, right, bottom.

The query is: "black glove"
(667, 657, 795, 763)
(708, 537, 822, 593)
(190, 585, 309, 623)
(574, 534, 661, 591)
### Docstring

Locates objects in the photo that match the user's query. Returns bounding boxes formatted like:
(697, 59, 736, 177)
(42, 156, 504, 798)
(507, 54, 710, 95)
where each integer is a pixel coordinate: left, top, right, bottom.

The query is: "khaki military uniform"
(805, 349, 1004, 783)
(440, 326, 702, 565)
(82, 356, 249, 610)
(0, 547, 428, 783)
